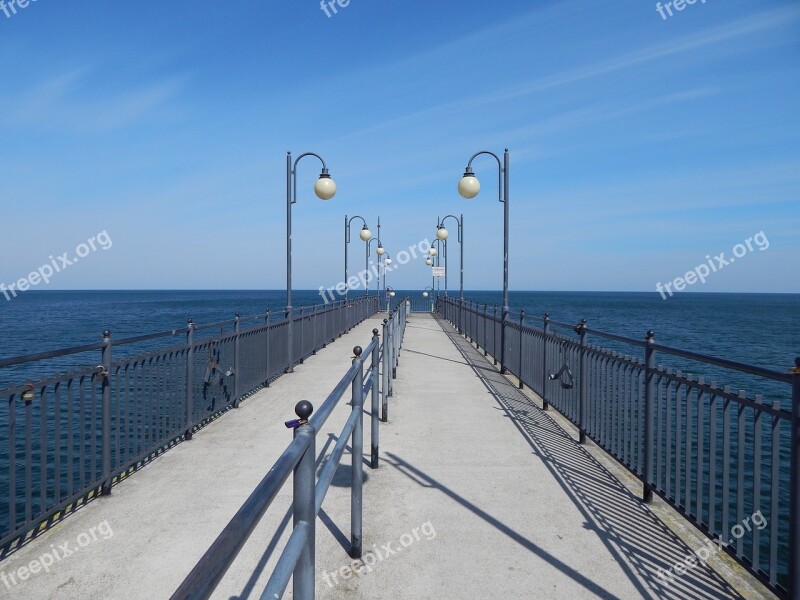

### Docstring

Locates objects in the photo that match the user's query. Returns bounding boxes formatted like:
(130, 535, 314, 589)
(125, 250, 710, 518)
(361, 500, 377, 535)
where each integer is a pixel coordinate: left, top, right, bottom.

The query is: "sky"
(0, 0, 798, 293)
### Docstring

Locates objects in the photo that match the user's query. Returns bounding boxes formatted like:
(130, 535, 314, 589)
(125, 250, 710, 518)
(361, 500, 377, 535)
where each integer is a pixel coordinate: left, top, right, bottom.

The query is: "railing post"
(493, 305, 498, 366)
(351, 346, 364, 558)
(577, 319, 588, 444)
(382, 319, 389, 420)
(292, 401, 315, 600)
(101, 330, 112, 496)
(312, 304, 318, 355)
(541, 313, 549, 410)
(643, 331, 656, 502)
(790, 357, 800, 598)
(371, 329, 380, 469)
(518, 311, 525, 389)
(483, 303, 488, 356)
(264, 310, 272, 387)
(185, 319, 194, 440)
(286, 307, 294, 373)
(299, 305, 305, 364)
(233, 314, 241, 408)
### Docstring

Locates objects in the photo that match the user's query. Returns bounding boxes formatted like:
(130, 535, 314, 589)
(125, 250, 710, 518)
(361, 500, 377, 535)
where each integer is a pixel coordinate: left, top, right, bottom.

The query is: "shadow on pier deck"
(0, 313, 775, 599)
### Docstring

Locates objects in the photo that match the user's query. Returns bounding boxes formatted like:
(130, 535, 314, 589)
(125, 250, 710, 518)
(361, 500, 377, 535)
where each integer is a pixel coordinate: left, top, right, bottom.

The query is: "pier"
(1, 300, 794, 599)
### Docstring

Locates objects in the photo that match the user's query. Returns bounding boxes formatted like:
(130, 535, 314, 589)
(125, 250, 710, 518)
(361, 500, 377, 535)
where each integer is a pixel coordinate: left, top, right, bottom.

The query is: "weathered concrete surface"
(315, 314, 773, 600)
(0, 315, 388, 600)
(0, 312, 775, 600)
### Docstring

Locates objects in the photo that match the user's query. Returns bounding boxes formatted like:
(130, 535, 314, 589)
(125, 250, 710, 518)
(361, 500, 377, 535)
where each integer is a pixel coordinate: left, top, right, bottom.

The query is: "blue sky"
(0, 0, 797, 293)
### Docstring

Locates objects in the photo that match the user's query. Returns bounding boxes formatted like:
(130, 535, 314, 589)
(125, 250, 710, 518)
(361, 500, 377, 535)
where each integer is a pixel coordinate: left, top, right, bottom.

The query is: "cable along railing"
(0, 296, 381, 552)
(172, 299, 408, 600)
(437, 296, 799, 599)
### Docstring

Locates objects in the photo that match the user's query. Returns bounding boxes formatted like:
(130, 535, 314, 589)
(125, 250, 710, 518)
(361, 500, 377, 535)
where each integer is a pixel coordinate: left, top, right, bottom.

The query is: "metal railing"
(438, 296, 799, 598)
(172, 299, 408, 600)
(0, 296, 381, 551)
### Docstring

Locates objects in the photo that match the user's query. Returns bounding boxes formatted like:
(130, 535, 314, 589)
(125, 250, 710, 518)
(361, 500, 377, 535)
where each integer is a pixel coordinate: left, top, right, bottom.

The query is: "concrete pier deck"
(0, 313, 772, 599)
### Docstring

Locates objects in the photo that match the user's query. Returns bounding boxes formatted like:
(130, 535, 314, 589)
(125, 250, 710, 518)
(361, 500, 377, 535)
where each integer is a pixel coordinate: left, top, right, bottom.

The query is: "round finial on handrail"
(295, 400, 313, 421)
(544, 312, 549, 319)
(373, 328, 379, 336)
(102, 330, 110, 338)
(383, 319, 388, 324)
(646, 330, 655, 340)
(353, 346, 363, 357)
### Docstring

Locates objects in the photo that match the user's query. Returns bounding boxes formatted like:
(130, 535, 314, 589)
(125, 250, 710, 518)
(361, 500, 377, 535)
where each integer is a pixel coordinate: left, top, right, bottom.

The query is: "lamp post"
(430, 239, 444, 297)
(422, 286, 434, 313)
(367, 218, 383, 296)
(286, 151, 336, 373)
(385, 286, 396, 313)
(345, 215, 372, 300)
(383, 255, 392, 309)
(458, 148, 509, 373)
(437, 215, 464, 301)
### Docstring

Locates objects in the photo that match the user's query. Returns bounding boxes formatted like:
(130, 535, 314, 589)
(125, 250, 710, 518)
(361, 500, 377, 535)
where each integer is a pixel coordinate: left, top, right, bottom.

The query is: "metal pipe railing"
(0, 295, 383, 551)
(437, 295, 798, 598)
(172, 304, 409, 600)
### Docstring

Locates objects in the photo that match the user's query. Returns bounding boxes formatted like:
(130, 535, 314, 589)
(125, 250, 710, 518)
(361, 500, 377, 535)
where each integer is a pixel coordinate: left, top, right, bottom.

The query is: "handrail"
(0, 295, 384, 552)
(436, 295, 799, 597)
(0, 296, 383, 368)
(171, 299, 409, 600)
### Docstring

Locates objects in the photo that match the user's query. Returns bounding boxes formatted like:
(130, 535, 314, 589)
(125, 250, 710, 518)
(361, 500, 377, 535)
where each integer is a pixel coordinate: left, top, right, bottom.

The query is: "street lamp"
(430, 238, 445, 296)
(438, 215, 464, 301)
(345, 215, 372, 299)
(367, 230, 384, 296)
(425, 256, 433, 266)
(287, 151, 336, 373)
(385, 286, 396, 313)
(458, 148, 509, 373)
(422, 286, 434, 312)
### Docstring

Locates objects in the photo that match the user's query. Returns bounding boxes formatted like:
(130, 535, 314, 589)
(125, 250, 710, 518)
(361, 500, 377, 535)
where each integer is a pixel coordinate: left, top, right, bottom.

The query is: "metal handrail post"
(790, 357, 800, 597)
(371, 329, 380, 468)
(186, 319, 195, 440)
(542, 314, 549, 411)
(643, 330, 656, 502)
(101, 330, 112, 496)
(518, 311, 524, 389)
(578, 320, 588, 444)
(233, 314, 241, 408)
(293, 406, 315, 600)
(382, 319, 389, 421)
(351, 347, 365, 558)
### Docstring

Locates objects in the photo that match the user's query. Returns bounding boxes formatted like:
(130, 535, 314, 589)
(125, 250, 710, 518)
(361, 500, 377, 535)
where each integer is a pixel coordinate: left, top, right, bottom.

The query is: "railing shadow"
(431, 316, 745, 600)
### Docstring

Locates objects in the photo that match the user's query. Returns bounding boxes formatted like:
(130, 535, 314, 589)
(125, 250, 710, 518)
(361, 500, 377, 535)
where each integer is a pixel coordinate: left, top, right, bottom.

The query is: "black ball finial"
(373, 328, 379, 336)
(383, 319, 388, 324)
(353, 346, 363, 357)
(295, 401, 313, 421)
(102, 330, 110, 338)
(646, 330, 655, 340)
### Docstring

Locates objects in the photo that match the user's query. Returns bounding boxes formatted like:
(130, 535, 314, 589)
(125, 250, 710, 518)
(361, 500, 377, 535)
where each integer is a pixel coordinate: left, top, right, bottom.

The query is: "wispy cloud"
(2, 69, 188, 133)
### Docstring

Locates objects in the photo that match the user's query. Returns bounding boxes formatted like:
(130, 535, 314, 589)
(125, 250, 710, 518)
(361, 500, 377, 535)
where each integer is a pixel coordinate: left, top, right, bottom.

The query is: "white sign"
(432, 267, 445, 278)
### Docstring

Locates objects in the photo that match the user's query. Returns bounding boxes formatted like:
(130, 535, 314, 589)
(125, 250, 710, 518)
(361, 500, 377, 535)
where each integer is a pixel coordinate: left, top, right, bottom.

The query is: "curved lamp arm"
(439, 214, 463, 243)
(290, 152, 329, 205)
(465, 150, 506, 204)
(345, 215, 369, 244)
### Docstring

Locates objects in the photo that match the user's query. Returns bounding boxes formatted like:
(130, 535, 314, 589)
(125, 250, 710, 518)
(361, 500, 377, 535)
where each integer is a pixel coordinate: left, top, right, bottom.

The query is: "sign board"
(432, 267, 445, 278)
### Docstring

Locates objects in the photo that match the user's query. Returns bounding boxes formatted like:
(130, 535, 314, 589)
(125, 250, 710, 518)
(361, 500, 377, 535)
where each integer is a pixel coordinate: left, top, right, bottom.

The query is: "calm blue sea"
(0, 290, 797, 373)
